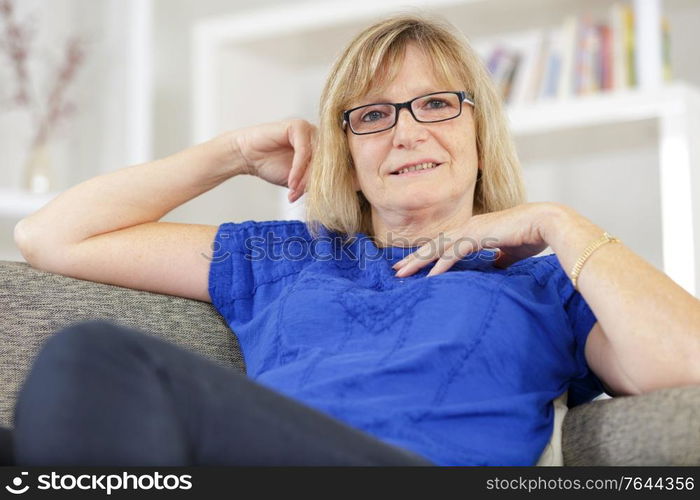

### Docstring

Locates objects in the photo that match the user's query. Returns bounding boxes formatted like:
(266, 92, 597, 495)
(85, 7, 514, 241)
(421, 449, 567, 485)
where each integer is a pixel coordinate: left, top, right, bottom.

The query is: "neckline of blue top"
(314, 224, 500, 279)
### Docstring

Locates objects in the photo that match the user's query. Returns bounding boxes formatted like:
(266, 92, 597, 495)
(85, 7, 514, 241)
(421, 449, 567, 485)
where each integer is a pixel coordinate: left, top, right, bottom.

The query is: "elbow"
(692, 339, 700, 387)
(14, 218, 78, 273)
(14, 218, 44, 266)
(676, 328, 700, 389)
(14, 218, 31, 253)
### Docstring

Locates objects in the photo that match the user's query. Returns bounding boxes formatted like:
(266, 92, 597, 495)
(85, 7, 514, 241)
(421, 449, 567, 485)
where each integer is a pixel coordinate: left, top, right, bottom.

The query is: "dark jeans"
(7, 320, 433, 466)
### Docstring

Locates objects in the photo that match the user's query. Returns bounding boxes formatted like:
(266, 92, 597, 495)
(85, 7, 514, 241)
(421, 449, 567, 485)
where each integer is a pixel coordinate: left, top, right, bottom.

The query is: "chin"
(392, 190, 445, 210)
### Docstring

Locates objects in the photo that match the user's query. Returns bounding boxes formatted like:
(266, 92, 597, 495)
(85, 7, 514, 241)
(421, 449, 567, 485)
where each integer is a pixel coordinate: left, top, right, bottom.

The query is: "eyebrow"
(359, 89, 443, 105)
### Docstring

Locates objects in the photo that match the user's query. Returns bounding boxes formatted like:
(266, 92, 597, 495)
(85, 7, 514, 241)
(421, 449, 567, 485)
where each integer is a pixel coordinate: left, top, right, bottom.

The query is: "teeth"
(395, 162, 437, 175)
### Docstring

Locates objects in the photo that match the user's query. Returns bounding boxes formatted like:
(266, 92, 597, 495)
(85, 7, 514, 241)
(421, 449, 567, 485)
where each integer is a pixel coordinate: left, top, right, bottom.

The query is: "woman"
(9, 15, 700, 466)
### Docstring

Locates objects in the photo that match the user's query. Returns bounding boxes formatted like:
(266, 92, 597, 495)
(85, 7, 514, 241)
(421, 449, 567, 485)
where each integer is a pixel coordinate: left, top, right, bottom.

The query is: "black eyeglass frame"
(342, 90, 475, 135)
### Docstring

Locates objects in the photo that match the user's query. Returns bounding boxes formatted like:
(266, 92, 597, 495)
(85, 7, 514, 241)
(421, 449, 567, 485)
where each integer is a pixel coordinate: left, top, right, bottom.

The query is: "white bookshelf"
(510, 82, 700, 296)
(190, 0, 700, 296)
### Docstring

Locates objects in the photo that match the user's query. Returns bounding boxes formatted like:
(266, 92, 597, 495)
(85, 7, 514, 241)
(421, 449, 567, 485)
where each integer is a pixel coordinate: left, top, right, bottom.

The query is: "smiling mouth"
(390, 162, 441, 176)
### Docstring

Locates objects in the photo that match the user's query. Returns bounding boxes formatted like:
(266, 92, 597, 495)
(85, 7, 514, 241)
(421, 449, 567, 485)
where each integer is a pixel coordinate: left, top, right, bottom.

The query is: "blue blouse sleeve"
(207, 219, 313, 327)
(534, 254, 607, 407)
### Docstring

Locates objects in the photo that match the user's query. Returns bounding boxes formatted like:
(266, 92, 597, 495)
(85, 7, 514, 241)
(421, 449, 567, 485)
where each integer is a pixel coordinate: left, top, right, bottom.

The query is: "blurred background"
(1, 0, 699, 296)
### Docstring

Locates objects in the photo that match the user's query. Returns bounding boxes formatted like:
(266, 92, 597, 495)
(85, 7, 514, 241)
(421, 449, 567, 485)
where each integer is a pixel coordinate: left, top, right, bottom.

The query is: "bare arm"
(15, 133, 239, 251)
(14, 120, 316, 302)
(542, 204, 700, 395)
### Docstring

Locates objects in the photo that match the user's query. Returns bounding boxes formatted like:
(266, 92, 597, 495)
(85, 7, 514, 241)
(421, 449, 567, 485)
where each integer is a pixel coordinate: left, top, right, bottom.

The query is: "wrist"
(536, 202, 578, 248)
(211, 131, 250, 177)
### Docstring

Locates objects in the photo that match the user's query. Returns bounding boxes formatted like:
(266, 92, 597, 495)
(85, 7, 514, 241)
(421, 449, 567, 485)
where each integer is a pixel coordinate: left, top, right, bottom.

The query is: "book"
(505, 30, 545, 106)
(575, 17, 601, 96)
(527, 30, 551, 102)
(539, 27, 562, 100)
(557, 15, 578, 100)
(610, 2, 628, 91)
(622, 3, 636, 87)
(502, 51, 521, 103)
(662, 16, 672, 82)
(599, 24, 613, 91)
(634, 0, 663, 89)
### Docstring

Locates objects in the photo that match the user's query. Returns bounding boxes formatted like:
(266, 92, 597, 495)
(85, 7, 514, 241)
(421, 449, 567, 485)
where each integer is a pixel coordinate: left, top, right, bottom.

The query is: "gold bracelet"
(570, 231, 621, 290)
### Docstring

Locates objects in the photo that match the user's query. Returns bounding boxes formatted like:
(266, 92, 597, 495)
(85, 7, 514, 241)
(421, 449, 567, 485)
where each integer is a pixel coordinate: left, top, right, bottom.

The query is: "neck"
(370, 203, 474, 248)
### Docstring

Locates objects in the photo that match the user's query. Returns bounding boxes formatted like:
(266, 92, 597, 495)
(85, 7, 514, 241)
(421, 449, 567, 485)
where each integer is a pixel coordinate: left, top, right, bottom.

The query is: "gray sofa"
(1, 260, 699, 465)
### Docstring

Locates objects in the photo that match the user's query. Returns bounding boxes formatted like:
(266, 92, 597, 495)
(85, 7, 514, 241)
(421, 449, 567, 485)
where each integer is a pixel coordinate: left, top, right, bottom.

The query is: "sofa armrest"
(0, 260, 244, 428)
(562, 385, 700, 465)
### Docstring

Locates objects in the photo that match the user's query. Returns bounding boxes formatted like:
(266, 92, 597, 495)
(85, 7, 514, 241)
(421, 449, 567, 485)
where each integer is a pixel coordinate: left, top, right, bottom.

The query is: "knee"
(38, 320, 142, 365)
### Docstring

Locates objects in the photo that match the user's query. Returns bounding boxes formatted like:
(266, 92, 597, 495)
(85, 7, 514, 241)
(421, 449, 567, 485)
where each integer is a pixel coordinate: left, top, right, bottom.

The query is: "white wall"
(2, 0, 699, 271)
(151, 0, 296, 226)
(152, 0, 290, 157)
(0, 0, 288, 260)
(0, 0, 117, 260)
(517, 119, 663, 270)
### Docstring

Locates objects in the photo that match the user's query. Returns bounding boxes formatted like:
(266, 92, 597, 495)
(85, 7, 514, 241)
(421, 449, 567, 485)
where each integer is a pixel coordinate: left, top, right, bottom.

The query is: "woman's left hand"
(392, 202, 563, 278)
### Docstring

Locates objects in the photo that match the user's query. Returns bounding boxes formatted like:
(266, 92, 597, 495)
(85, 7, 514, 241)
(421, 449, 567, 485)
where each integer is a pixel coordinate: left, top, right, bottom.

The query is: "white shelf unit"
(190, 0, 700, 297)
(509, 83, 700, 296)
(0, 189, 59, 219)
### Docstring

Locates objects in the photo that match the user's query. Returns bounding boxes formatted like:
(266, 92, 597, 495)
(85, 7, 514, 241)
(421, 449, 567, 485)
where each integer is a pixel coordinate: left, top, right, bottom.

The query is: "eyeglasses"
(342, 90, 475, 135)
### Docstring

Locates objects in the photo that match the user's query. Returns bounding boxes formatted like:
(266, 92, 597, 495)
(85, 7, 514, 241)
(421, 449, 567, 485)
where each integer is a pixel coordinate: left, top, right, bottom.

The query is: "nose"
(392, 107, 428, 149)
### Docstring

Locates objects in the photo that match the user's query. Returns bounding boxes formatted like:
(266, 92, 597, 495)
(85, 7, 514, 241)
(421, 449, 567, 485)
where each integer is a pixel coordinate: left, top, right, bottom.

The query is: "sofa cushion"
(562, 385, 700, 465)
(0, 260, 244, 427)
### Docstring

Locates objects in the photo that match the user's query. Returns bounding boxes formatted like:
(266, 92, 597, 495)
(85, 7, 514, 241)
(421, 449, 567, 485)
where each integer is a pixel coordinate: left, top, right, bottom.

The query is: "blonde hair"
(305, 13, 526, 239)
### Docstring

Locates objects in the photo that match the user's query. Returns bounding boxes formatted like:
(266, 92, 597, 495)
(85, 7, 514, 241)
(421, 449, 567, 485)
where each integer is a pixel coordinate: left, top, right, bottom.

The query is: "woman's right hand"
(230, 119, 317, 203)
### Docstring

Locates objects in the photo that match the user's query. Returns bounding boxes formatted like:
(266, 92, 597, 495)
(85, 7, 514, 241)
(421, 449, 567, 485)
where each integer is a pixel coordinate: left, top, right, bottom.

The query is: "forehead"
(354, 45, 460, 105)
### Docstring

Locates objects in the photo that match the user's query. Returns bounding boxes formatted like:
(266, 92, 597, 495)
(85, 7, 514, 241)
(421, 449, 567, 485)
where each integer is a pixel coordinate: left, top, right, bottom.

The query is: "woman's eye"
(361, 110, 385, 122)
(426, 99, 448, 109)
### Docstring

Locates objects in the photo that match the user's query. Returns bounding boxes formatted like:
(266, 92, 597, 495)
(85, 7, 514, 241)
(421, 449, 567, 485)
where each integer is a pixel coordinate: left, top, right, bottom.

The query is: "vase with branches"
(0, 0, 86, 194)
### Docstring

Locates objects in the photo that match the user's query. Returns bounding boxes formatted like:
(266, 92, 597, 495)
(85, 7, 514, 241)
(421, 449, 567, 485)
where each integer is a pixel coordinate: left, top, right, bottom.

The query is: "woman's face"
(347, 44, 480, 222)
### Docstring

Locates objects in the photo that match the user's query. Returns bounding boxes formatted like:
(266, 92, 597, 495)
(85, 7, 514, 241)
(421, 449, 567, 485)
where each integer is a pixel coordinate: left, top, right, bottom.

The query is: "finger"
(392, 243, 436, 271)
(291, 163, 314, 202)
(393, 231, 471, 271)
(394, 243, 445, 277)
(287, 163, 311, 204)
(426, 253, 460, 277)
(289, 187, 304, 203)
(298, 162, 311, 193)
(287, 121, 313, 190)
(392, 258, 407, 270)
(298, 125, 317, 193)
(426, 237, 477, 277)
(289, 185, 305, 203)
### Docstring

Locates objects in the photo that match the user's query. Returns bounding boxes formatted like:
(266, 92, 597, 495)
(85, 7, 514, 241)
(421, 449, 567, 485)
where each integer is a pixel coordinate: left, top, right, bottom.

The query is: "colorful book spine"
(610, 2, 627, 91)
(599, 24, 613, 91)
(662, 16, 672, 82)
(622, 4, 636, 87)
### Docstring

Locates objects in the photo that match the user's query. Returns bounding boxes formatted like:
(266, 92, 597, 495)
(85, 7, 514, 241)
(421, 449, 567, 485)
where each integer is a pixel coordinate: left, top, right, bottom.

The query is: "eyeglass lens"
(348, 92, 462, 134)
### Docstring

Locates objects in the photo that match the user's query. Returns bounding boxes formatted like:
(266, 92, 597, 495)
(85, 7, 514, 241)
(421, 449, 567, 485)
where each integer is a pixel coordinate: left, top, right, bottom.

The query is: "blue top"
(208, 220, 605, 466)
